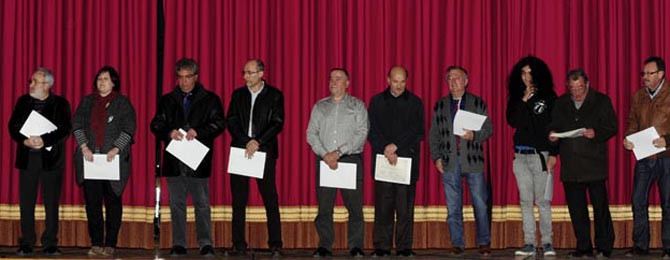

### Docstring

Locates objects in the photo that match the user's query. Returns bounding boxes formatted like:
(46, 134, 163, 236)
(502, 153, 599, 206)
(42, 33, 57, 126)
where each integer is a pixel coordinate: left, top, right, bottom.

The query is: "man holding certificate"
(307, 68, 369, 257)
(367, 66, 424, 257)
(150, 58, 226, 257)
(428, 66, 492, 256)
(623, 56, 670, 258)
(226, 59, 285, 257)
(548, 69, 616, 258)
(72, 66, 136, 257)
(8, 67, 71, 256)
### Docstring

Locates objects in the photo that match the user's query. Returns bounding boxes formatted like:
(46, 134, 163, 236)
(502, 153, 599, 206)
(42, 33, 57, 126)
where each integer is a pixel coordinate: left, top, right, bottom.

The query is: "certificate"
(549, 128, 586, 138)
(374, 154, 411, 185)
(84, 154, 120, 180)
(19, 110, 58, 151)
(319, 161, 357, 190)
(227, 147, 266, 179)
(165, 129, 210, 170)
(626, 127, 666, 160)
(453, 109, 487, 136)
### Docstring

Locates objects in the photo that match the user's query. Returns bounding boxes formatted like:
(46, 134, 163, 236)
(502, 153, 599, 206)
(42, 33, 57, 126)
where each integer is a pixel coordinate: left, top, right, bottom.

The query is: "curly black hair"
(507, 56, 555, 100)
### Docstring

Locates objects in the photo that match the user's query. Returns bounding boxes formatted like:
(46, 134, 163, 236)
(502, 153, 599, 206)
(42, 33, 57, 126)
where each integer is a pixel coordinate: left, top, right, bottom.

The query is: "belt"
(515, 148, 538, 154)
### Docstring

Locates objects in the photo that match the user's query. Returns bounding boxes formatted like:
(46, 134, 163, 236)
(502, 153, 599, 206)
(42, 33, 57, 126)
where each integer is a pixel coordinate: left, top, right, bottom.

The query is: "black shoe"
(396, 249, 416, 257)
(349, 247, 364, 257)
(568, 251, 594, 258)
(169, 245, 187, 256)
(271, 246, 284, 258)
(662, 248, 670, 259)
(43, 246, 61, 256)
(16, 245, 33, 256)
(449, 247, 464, 256)
(624, 247, 649, 257)
(228, 246, 247, 256)
(199, 245, 215, 257)
(371, 249, 391, 257)
(312, 247, 332, 257)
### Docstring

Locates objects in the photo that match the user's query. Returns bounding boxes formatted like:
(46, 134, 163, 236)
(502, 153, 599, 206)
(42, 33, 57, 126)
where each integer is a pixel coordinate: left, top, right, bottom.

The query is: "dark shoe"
(596, 251, 611, 258)
(271, 246, 284, 258)
(449, 247, 464, 256)
(624, 247, 649, 257)
(568, 251, 594, 258)
(16, 245, 34, 256)
(199, 245, 215, 257)
(349, 247, 364, 257)
(662, 248, 670, 259)
(312, 247, 332, 257)
(396, 249, 416, 257)
(479, 244, 491, 256)
(228, 247, 247, 256)
(371, 249, 391, 257)
(169, 245, 187, 256)
(43, 246, 61, 256)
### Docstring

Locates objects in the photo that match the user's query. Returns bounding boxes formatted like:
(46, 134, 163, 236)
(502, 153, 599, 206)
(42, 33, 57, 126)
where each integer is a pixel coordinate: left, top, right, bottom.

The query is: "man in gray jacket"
(429, 66, 492, 256)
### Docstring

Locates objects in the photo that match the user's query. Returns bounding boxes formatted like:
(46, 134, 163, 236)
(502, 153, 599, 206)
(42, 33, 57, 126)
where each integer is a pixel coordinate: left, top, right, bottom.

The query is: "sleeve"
(41, 98, 72, 147)
(193, 95, 226, 140)
(473, 99, 493, 142)
(506, 98, 530, 128)
(226, 91, 251, 145)
(367, 96, 389, 153)
(428, 101, 445, 162)
(392, 98, 425, 153)
(72, 96, 90, 147)
(625, 93, 640, 137)
(112, 97, 137, 151)
(8, 97, 29, 143)
(150, 96, 173, 142)
(342, 100, 369, 155)
(306, 104, 328, 157)
(256, 91, 285, 145)
(591, 96, 618, 143)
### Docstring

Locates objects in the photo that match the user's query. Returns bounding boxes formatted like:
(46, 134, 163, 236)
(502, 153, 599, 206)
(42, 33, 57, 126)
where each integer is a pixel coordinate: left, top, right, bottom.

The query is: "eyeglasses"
(640, 70, 660, 77)
(176, 73, 197, 80)
(242, 70, 260, 76)
(28, 79, 49, 85)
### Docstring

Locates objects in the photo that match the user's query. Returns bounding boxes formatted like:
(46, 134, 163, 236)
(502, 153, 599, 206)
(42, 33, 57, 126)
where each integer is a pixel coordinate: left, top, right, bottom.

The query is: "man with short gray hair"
(9, 67, 72, 256)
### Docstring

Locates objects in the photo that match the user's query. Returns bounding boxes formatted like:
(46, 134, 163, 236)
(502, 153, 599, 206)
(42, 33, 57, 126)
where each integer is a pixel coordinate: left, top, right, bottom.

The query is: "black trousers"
(19, 152, 62, 248)
(83, 180, 123, 247)
(563, 180, 615, 254)
(230, 158, 282, 249)
(373, 181, 416, 251)
(314, 154, 364, 251)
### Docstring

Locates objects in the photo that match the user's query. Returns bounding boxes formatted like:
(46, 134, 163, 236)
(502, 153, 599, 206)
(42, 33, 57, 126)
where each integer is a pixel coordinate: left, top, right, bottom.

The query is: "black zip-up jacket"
(8, 94, 72, 170)
(506, 92, 557, 155)
(150, 83, 226, 177)
(227, 82, 285, 159)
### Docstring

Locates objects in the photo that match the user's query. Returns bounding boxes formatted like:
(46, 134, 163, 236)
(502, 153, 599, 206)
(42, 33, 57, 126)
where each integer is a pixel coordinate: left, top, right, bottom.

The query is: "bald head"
(387, 66, 408, 96)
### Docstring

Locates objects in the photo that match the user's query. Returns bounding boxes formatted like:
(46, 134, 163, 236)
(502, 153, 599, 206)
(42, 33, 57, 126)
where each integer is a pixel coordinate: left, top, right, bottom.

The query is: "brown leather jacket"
(626, 79, 670, 158)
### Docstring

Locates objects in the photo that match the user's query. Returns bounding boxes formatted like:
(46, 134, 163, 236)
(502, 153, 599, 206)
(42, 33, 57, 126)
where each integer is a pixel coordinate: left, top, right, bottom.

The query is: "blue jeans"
(441, 163, 490, 248)
(632, 157, 670, 250)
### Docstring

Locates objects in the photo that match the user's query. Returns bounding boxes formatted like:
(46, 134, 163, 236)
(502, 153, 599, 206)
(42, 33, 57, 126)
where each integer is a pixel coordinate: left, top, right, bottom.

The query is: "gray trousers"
(513, 152, 553, 245)
(314, 154, 364, 251)
(166, 175, 213, 248)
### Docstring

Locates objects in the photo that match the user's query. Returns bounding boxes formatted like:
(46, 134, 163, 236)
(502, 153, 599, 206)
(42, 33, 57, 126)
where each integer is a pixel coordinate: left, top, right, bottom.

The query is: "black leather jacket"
(227, 82, 285, 159)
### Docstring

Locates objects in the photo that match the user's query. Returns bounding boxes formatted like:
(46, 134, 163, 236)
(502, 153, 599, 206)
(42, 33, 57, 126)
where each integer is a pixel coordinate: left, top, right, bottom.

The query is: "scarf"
(90, 91, 118, 150)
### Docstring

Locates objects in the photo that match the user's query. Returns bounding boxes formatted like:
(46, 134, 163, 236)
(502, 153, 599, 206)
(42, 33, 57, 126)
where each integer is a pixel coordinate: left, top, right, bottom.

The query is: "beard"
(29, 87, 47, 100)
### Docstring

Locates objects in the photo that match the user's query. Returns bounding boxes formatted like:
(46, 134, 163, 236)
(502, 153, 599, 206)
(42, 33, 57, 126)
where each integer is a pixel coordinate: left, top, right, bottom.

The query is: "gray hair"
(35, 67, 54, 86)
(175, 58, 199, 75)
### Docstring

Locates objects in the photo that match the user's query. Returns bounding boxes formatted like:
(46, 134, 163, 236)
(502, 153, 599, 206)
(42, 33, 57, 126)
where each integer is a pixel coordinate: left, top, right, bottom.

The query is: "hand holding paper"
(626, 127, 666, 160)
(453, 110, 487, 136)
(165, 129, 210, 170)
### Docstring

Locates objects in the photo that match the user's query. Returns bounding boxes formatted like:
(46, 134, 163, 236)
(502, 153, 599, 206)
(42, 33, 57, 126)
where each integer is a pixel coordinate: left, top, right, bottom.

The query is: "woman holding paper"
(72, 66, 136, 256)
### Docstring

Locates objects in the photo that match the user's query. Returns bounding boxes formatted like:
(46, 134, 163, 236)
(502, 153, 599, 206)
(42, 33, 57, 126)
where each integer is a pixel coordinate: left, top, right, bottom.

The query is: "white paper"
(319, 161, 357, 190)
(227, 147, 266, 179)
(544, 172, 553, 201)
(550, 128, 586, 138)
(84, 154, 120, 180)
(165, 129, 210, 170)
(20, 110, 58, 151)
(453, 109, 487, 136)
(374, 154, 411, 185)
(626, 127, 666, 160)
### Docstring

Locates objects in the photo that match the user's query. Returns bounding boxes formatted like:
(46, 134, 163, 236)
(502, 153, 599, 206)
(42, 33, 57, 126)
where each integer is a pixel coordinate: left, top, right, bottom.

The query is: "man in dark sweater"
(8, 67, 71, 256)
(368, 66, 424, 257)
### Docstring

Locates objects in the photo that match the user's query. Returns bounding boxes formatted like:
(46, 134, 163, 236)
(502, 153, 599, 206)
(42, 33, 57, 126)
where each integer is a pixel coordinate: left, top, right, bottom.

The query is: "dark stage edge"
(0, 247, 667, 259)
